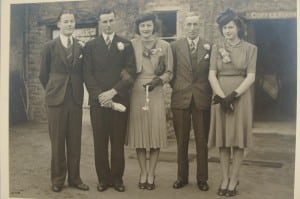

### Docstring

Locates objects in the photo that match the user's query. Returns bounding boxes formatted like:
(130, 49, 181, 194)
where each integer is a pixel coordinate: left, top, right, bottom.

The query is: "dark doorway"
(249, 19, 296, 121)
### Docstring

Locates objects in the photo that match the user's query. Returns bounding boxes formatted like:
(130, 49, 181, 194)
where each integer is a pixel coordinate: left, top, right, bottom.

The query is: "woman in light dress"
(127, 13, 173, 190)
(208, 9, 258, 197)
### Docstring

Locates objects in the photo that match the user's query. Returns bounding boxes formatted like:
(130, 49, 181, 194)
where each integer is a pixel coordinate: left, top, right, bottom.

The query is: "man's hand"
(98, 89, 117, 105)
(99, 100, 113, 108)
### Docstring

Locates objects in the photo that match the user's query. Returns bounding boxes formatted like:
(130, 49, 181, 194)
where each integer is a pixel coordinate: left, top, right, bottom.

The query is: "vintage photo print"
(1, 0, 299, 199)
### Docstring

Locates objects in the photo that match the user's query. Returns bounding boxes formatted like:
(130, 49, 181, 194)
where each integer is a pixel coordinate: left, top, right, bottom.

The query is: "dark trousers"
(172, 97, 210, 182)
(90, 106, 128, 185)
(47, 85, 83, 186)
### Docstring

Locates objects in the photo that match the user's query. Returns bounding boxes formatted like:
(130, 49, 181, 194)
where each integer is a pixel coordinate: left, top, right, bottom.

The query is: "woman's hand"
(143, 77, 162, 92)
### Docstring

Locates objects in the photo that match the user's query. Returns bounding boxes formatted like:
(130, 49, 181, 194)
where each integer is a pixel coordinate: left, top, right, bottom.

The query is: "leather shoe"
(69, 183, 89, 191)
(197, 181, 209, 191)
(114, 183, 125, 192)
(52, 185, 62, 192)
(173, 180, 188, 189)
(97, 183, 109, 192)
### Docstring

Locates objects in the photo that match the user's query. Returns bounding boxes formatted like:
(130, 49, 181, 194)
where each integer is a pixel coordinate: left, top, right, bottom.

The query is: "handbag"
(154, 55, 166, 76)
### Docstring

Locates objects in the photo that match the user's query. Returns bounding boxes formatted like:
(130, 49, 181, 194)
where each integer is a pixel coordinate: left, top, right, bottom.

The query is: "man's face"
(57, 13, 75, 37)
(184, 16, 200, 40)
(99, 12, 116, 35)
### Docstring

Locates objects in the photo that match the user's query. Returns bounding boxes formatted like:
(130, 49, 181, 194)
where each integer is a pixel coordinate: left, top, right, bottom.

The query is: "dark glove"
(212, 95, 224, 105)
(222, 91, 239, 113)
(143, 77, 162, 92)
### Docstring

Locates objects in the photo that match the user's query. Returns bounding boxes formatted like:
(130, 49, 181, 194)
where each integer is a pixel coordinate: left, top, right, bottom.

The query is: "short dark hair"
(135, 13, 158, 35)
(216, 8, 245, 39)
(57, 9, 76, 22)
(98, 9, 116, 20)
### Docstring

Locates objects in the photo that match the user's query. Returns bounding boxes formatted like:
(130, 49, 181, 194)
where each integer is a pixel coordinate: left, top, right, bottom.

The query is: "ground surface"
(9, 110, 296, 199)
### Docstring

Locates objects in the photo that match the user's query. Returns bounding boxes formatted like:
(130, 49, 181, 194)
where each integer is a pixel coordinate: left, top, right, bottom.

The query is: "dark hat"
(216, 8, 237, 26)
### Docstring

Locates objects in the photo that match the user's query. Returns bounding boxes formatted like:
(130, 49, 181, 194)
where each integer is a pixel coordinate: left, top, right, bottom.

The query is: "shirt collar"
(102, 33, 115, 41)
(59, 34, 73, 48)
(187, 36, 200, 46)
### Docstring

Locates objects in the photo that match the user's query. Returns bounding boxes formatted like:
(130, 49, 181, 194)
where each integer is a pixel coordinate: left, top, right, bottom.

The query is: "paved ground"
(9, 110, 296, 199)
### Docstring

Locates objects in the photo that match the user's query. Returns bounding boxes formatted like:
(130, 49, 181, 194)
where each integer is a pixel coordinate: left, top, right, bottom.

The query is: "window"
(154, 11, 177, 42)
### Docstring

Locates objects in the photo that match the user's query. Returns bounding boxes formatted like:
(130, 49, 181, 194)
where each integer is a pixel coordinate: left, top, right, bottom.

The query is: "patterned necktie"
(105, 36, 112, 49)
(190, 40, 196, 54)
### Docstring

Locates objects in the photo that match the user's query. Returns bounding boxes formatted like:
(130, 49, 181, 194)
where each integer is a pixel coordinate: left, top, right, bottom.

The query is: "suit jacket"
(39, 37, 84, 106)
(83, 34, 136, 106)
(170, 37, 212, 110)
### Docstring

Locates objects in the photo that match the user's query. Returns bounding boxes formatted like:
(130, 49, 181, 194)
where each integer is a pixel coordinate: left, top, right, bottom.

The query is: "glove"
(212, 95, 224, 105)
(222, 91, 239, 113)
(143, 77, 162, 92)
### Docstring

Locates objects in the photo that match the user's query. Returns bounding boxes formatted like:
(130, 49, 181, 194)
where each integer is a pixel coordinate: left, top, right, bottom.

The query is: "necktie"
(105, 36, 112, 49)
(190, 40, 196, 54)
(67, 37, 72, 48)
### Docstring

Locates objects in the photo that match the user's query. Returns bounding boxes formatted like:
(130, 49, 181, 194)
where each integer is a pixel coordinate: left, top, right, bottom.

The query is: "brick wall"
(10, 0, 296, 123)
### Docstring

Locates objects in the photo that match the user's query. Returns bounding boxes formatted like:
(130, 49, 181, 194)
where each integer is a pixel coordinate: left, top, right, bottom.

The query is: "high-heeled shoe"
(217, 179, 229, 196)
(146, 176, 156, 190)
(225, 180, 239, 197)
(138, 174, 147, 189)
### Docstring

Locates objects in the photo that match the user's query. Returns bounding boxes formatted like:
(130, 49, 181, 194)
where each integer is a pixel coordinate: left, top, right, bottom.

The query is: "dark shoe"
(52, 185, 63, 192)
(138, 174, 147, 189)
(217, 179, 229, 196)
(69, 183, 89, 191)
(225, 181, 239, 197)
(97, 183, 109, 192)
(197, 181, 209, 191)
(114, 183, 125, 192)
(146, 176, 155, 190)
(173, 180, 188, 189)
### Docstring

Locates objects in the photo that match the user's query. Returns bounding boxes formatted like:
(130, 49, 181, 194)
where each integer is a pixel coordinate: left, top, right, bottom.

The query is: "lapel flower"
(117, 42, 125, 51)
(79, 54, 83, 59)
(203, 44, 211, 51)
(203, 44, 211, 60)
(218, 48, 231, 63)
(77, 40, 85, 47)
(143, 47, 162, 58)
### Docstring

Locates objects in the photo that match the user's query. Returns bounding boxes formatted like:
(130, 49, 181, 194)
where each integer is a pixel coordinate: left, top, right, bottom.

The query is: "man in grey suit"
(171, 13, 212, 191)
(39, 9, 89, 192)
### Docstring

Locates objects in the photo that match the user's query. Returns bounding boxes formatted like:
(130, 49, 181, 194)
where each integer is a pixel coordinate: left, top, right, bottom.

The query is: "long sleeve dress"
(126, 37, 173, 149)
(208, 39, 257, 148)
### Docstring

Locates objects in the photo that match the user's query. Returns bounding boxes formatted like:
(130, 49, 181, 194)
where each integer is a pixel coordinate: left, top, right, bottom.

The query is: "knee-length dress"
(207, 39, 257, 148)
(126, 37, 173, 149)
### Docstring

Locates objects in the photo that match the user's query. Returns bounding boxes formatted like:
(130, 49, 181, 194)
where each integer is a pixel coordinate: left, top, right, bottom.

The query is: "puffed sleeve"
(159, 42, 173, 83)
(246, 44, 258, 73)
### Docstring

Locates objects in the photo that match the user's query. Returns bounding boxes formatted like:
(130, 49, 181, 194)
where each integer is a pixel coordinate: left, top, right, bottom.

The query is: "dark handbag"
(154, 55, 166, 76)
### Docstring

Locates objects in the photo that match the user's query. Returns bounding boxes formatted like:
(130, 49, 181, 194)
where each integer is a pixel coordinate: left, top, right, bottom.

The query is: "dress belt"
(218, 71, 246, 77)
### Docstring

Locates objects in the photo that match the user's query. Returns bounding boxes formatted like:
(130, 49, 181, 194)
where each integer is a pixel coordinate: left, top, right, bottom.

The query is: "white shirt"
(187, 36, 200, 49)
(60, 34, 73, 48)
(102, 32, 115, 43)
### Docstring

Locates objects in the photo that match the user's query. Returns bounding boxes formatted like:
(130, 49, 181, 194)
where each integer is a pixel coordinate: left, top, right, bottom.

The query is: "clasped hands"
(142, 77, 162, 92)
(212, 91, 239, 113)
(98, 89, 117, 107)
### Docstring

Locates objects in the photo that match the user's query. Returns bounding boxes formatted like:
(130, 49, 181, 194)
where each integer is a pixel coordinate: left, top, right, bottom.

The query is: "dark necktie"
(105, 36, 112, 49)
(67, 37, 72, 48)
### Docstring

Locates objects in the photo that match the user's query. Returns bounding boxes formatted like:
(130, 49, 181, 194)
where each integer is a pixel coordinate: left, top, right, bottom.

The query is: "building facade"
(10, 0, 297, 125)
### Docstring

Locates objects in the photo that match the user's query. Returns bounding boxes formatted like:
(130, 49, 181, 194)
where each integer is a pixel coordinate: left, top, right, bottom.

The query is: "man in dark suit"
(83, 9, 136, 192)
(39, 9, 89, 192)
(170, 13, 212, 191)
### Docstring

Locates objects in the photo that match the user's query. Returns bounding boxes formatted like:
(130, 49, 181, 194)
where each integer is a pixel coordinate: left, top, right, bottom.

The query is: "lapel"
(179, 38, 192, 68)
(72, 38, 81, 67)
(196, 38, 207, 65)
(55, 37, 68, 68)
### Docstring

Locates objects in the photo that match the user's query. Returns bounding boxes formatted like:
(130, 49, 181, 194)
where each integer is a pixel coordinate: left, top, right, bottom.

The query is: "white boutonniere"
(79, 54, 83, 59)
(203, 43, 211, 60)
(117, 42, 125, 51)
(77, 40, 85, 47)
(218, 48, 231, 63)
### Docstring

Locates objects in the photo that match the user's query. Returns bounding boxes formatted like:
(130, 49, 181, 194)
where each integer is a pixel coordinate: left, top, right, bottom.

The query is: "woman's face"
(139, 20, 154, 39)
(222, 20, 239, 40)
